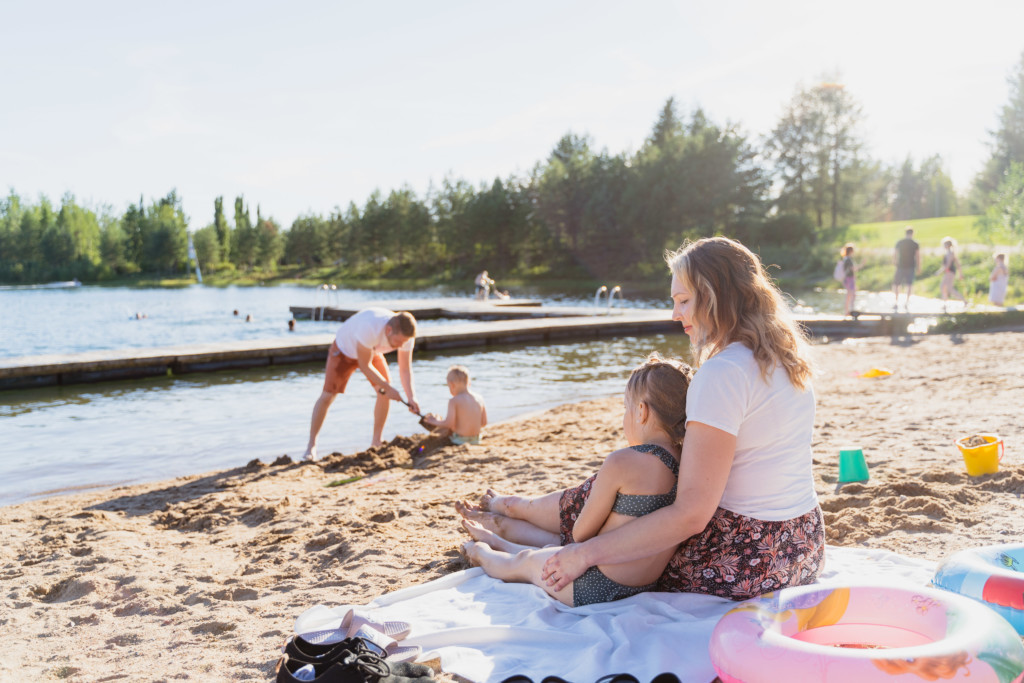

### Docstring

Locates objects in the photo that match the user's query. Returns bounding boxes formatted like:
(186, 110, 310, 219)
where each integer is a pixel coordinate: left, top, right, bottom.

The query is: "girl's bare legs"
(462, 518, 552, 553)
(455, 503, 560, 547)
(461, 541, 573, 606)
(460, 488, 562, 531)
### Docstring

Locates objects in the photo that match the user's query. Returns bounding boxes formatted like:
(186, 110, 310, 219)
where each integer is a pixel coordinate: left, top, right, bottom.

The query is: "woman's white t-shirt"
(685, 342, 818, 521)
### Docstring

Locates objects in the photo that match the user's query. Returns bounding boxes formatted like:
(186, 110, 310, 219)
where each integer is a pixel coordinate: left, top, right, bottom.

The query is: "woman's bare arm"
(541, 422, 736, 591)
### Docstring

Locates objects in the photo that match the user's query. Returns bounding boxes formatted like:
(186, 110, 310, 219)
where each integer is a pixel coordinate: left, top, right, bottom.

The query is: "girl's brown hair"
(666, 236, 813, 390)
(625, 353, 694, 447)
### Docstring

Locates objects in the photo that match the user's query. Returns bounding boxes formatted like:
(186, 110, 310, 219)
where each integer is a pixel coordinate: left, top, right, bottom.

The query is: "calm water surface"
(1, 333, 688, 505)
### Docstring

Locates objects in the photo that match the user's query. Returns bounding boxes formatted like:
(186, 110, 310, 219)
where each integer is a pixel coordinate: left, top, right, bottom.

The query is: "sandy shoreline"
(2, 330, 1023, 681)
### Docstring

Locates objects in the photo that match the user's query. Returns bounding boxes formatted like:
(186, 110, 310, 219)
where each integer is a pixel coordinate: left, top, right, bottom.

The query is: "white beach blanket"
(296, 546, 936, 683)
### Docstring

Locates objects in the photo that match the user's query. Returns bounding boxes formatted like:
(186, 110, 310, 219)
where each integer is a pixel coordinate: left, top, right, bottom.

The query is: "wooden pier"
(0, 304, 909, 390)
(289, 297, 569, 322)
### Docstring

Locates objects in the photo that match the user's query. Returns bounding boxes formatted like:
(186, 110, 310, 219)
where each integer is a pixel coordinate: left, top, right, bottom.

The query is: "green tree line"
(5, 58, 1024, 286)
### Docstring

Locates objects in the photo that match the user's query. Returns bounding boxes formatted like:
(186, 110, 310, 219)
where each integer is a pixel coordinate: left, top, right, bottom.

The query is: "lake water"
(0, 283, 957, 506)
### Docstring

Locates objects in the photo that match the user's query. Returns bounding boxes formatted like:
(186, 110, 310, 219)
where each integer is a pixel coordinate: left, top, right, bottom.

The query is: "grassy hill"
(846, 216, 985, 249)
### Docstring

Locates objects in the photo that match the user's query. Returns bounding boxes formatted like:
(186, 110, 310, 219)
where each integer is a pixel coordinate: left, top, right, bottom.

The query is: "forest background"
(3, 54, 1024, 303)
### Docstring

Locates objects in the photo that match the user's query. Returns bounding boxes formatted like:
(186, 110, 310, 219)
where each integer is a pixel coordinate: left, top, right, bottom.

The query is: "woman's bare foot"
(460, 540, 484, 567)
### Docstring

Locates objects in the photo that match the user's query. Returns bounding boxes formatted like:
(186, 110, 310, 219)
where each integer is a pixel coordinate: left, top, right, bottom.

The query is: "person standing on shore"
(892, 227, 920, 312)
(302, 308, 420, 460)
(989, 253, 1009, 307)
(841, 243, 857, 317)
(940, 237, 967, 312)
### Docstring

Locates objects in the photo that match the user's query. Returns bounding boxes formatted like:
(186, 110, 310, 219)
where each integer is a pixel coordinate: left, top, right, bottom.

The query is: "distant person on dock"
(940, 237, 967, 312)
(303, 308, 420, 460)
(892, 227, 920, 312)
(840, 243, 857, 317)
(475, 271, 495, 300)
(288, 318, 296, 332)
(424, 365, 487, 445)
(989, 253, 1009, 307)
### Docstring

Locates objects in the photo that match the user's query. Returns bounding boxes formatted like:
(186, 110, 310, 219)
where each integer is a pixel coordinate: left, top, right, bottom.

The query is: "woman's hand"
(541, 544, 589, 592)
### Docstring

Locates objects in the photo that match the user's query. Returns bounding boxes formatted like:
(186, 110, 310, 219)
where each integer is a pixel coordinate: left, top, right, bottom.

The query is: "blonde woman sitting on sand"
(460, 354, 692, 606)
(461, 237, 824, 601)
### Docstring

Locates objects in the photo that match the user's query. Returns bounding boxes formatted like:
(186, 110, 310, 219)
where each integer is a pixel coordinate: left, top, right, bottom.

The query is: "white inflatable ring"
(708, 583, 1024, 683)
(934, 543, 1024, 635)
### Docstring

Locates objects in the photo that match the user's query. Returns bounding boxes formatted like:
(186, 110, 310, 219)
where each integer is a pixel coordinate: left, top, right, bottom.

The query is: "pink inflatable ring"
(709, 583, 1024, 682)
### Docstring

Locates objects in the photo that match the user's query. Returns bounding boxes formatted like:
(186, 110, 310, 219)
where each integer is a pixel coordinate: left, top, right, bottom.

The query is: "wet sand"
(1, 330, 1022, 681)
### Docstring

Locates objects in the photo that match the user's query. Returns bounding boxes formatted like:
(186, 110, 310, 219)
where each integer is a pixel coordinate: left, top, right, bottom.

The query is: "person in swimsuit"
(940, 237, 967, 311)
(459, 354, 692, 607)
(423, 365, 487, 445)
(840, 243, 857, 317)
(989, 253, 1009, 306)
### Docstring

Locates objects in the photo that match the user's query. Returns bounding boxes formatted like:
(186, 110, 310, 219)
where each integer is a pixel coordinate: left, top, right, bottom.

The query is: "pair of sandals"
(502, 675, 681, 683)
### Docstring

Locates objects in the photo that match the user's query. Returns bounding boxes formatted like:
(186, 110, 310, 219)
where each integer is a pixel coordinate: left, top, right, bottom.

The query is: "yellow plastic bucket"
(955, 434, 1004, 476)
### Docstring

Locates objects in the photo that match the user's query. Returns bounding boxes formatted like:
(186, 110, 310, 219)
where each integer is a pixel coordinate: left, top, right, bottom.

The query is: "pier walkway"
(0, 301, 907, 390)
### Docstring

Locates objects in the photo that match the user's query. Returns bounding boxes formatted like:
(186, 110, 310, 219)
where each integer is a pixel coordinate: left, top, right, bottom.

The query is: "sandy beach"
(2, 330, 1023, 681)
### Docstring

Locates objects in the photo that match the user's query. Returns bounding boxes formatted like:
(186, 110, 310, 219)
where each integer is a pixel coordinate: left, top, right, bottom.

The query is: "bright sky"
(2, 1, 1023, 229)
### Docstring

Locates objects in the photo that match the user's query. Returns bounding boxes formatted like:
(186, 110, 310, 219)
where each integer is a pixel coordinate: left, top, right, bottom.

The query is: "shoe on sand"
(276, 651, 435, 683)
(283, 636, 432, 679)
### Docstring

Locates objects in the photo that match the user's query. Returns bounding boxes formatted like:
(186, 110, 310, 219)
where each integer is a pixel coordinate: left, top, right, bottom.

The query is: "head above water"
(665, 236, 813, 390)
(625, 353, 693, 447)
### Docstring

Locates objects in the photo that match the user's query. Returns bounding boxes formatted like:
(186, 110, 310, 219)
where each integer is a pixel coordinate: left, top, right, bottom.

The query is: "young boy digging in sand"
(459, 354, 692, 606)
(424, 365, 487, 445)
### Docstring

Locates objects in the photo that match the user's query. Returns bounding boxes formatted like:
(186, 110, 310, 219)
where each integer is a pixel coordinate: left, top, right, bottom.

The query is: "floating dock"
(289, 297, 575, 321)
(0, 300, 909, 390)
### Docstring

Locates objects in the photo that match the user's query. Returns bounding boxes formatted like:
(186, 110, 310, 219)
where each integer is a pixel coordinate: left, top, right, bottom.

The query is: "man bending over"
(303, 308, 419, 460)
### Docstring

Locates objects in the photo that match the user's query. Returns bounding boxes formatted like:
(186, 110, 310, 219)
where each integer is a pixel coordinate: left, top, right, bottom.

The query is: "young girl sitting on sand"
(460, 353, 692, 607)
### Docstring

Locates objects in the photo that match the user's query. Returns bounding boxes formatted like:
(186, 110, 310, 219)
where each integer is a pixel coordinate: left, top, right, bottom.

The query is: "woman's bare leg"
(461, 541, 573, 606)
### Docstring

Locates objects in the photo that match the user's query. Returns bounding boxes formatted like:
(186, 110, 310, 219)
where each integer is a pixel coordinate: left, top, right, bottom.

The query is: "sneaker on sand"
(276, 650, 434, 683)
(283, 636, 430, 678)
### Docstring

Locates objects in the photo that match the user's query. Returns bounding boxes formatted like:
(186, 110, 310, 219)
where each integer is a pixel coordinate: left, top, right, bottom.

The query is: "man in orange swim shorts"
(302, 308, 420, 460)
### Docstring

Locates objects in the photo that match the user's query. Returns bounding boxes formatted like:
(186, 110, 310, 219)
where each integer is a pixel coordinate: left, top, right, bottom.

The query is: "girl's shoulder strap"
(630, 443, 679, 475)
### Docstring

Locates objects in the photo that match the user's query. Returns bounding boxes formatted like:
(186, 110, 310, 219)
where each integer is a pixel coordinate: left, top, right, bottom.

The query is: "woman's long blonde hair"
(666, 236, 813, 390)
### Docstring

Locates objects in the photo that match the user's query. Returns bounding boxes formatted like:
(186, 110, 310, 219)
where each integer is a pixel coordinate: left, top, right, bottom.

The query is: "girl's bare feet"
(480, 488, 515, 516)
(454, 502, 507, 536)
